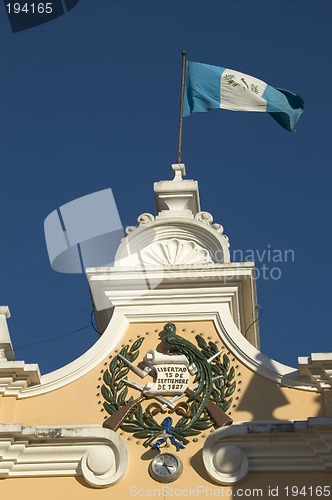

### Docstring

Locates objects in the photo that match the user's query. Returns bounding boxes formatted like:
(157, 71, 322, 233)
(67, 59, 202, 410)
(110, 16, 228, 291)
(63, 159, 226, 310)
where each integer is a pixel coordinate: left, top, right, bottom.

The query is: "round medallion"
(149, 453, 183, 483)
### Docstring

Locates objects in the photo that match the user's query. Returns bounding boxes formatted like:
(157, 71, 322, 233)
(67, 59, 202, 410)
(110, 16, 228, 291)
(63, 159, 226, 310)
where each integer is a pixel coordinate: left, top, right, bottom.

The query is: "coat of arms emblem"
(102, 323, 236, 450)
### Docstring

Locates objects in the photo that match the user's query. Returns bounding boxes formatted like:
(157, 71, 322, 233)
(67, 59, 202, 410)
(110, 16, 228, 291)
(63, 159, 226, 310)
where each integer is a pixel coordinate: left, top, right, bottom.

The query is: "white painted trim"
(87, 262, 260, 347)
(203, 418, 332, 484)
(0, 360, 41, 396)
(29, 312, 131, 396)
(18, 299, 318, 398)
(298, 352, 332, 388)
(0, 424, 127, 488)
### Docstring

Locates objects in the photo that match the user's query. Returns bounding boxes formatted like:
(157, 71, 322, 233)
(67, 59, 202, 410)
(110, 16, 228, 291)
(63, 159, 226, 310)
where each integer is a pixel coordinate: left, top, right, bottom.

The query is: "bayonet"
(207, 349, 224, 363)
(117, 353, 152, 378)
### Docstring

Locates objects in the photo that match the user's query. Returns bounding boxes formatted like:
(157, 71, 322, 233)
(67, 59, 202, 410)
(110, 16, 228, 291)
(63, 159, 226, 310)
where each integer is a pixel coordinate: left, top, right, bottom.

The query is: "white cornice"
(0, 424, 127, 488)
(203, 418, 332, 484)
(87, 262, 259, 347)
(298, 353, 332, 388)
(0, 360, 41, 396)
(0, 306, 41, 395)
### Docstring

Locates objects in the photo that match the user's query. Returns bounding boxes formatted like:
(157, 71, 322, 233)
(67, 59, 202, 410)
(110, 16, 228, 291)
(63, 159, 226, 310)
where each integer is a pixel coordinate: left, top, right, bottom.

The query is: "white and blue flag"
(183, 61, 304, 131)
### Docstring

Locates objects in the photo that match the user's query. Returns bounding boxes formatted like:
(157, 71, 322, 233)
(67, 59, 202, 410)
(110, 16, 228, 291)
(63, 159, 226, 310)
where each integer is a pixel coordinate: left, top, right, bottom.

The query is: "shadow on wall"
(235, 352, 323, 420)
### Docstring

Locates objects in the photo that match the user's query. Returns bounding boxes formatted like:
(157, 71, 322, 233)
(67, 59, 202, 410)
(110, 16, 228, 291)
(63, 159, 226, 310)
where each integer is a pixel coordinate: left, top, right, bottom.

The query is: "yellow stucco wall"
(2, 321, 324, 426)
(0, 321, 329, 497)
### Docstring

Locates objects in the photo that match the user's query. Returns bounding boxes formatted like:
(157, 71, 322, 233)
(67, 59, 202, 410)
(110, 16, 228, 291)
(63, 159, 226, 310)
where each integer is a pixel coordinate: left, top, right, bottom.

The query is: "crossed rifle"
(103, 350, 232, 431)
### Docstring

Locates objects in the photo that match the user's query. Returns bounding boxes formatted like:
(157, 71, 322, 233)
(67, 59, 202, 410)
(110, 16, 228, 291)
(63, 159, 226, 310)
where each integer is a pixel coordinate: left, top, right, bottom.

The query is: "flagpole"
(177, 50, 187, 165)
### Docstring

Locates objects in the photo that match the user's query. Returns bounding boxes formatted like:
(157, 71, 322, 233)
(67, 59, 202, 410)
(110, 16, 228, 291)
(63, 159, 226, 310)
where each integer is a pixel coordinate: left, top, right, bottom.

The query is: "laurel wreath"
(101, 335, 236, 448)
(223, 73, 259, 94)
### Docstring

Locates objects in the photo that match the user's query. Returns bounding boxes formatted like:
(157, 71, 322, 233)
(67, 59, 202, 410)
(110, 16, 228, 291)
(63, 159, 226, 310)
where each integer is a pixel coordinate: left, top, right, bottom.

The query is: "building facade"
(0, 164, 331, 498)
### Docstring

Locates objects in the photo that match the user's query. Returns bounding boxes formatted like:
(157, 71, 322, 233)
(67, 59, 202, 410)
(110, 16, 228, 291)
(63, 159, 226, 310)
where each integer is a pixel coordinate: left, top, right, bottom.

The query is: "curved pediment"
(115, 216, 230, 268)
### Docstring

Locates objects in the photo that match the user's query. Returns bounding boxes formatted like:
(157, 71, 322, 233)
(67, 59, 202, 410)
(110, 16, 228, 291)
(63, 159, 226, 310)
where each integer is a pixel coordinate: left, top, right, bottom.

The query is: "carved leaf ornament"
(101, 324, 236, 450)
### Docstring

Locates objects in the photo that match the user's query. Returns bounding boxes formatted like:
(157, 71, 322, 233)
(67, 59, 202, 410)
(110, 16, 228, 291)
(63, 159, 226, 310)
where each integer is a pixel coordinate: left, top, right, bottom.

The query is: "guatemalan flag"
(183, 61, 304, 131)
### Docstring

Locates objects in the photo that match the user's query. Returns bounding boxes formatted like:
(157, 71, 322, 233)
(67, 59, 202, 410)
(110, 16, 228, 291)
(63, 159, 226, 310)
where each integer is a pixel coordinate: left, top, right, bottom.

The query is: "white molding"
(203, 418, 332, 484)
(0, 306, 14, 361)
(0, 306, 41, 395)
(154, 173, 200, 216)
(0, 360, 41, 396)
(19, 297, 318, 398)
(0, 424, 127, 488)
(24, 312, 131, 397)
(298, 353, 332, 389)
(87, 262, 259, 346)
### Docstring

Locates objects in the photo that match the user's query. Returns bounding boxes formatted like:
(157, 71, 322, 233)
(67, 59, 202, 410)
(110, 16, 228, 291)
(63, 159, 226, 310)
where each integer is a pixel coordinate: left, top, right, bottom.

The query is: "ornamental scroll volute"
(101, 323, 237, 452)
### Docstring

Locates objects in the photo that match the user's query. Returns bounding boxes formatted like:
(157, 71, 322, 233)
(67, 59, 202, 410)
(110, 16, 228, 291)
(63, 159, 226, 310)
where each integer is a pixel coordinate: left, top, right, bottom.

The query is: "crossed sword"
(103, 350, 232, 431)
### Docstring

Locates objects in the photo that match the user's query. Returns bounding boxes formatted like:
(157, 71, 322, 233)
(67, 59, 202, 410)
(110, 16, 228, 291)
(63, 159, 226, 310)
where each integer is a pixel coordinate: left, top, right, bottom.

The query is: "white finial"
(172, 163, 186, 180)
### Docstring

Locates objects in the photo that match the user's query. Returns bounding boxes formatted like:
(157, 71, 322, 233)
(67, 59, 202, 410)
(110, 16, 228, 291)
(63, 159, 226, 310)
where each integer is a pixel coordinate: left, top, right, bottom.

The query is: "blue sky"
(0, 0, 331, 374)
